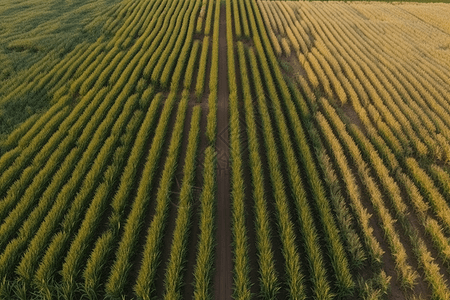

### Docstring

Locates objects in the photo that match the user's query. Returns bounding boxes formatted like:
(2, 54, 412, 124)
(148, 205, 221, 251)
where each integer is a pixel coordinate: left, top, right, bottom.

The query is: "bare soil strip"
(214, 3, 232, 300)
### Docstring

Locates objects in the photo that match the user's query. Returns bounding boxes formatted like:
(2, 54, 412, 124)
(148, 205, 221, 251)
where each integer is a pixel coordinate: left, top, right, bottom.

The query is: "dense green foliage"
(1, 0, 450, 299)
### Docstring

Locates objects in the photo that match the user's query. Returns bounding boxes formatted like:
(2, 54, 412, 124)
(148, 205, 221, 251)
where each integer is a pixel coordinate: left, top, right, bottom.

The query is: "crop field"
(1, 0, 450, 299)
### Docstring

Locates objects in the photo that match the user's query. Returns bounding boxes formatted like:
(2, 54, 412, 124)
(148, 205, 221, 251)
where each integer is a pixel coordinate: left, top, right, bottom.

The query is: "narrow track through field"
(214, 3, 232, 300)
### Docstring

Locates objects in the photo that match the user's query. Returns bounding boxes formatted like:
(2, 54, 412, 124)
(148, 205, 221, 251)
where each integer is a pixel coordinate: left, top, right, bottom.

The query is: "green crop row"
(205, 92, 217, 146)
(104, 92, 178, 298)
(0, 103, 70, 201)
(0, 88, 109, 252)
(258, 2, 282, 56)
(117, 0, 171, 75)
(209, 0, 220, 96)
(405, 158, 450, 233)
(127, 0, 185, 91)
(79, 46, 120, 95)
(181, 40, 200, 91)
(0, 87, 105, 223)
(105, 0, 139, 46)
(0, 42, 86, 107)
(0, 114, 39, 157)
(227, 2, 251, 296)
(134, 0, 163, 44)
(232, 0, 242, 38)
(107, 0, 148, 47)
(320, 99, 419, 289)
(1, 2, 178, 268)
(9, 87, 134, 284)
(196, 0, 207, 34)
(237, 42, 279, 299)
(247, 47, 306, 299)
(195, 36, 210, 100)
(115, 0, 158, 49)
(308, 127, 367, 269)
(102, 0, 135, 34)
(277, 88, 355, 296)
(73, 41, 106, 85)
(193, 146, 216, 300)
(92, 50, 126, 92)
(43, 116, 138, 299)
(247, 1, 339, 296)
(203, 0, 215, 36)
(0, 104, 69, 210)
(161, 0, 201, 89)
(24, 92, 139, 297)
(83, 91, 161, 298)
(69, 52, 107, 97)
(163, 105, 201, 300)
(205, 0, 220, 145)
(255, 51, 332, 299)
(348, 116, 450, 296)
(106, 16, 148, 86)
(133, 96, 188, 300)
(0, 86, 127, 293)
(151, 0, 198, 84)
(138, 0, 167, 40)
(29, 45, 83, 94)
(46, 43, 95, 97)
(59, 110, 145, 299)
(0, 49, 52, 103)
(238, 0, 250, 38)
(315, 112, 383, 265)
(143, 0, 186, 80)
(249, 4, 354, 292)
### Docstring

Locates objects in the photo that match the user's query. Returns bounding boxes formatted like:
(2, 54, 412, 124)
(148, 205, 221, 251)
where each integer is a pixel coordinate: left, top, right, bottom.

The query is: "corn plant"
(192, 146, 216, 300)
(237, 42, 279, 299)
(133, 96, 188, 299)
(195, 36, 210, 100)
(104, 92, 178, 298)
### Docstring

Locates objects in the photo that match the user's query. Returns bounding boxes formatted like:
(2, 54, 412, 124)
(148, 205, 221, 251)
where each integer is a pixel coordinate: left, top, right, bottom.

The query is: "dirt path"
(214, 3, 232, 300)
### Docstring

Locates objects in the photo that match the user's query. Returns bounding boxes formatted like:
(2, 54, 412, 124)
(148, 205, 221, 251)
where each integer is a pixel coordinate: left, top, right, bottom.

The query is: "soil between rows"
(214, 3, 232, 300)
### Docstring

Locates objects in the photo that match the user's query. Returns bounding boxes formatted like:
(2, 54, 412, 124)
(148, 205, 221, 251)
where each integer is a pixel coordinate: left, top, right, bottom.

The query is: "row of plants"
(181, 40, 201, 91)
(237, 41, 279, 299)
(15, 88, 139, 291)
(348, 118, 450, 298)
(195, 36, 210, 100)
(150, 0, 199, 84)
(163, 105, 201, 300)
(247, 46, 306, 299)
(205, 0, 220, 145)
(134, 96, 189, 299)
(82, 90, 162, 299)
(251, 0, 357, 297)
(0, 0, 215, 297)
(104, 92, 179, 298)
(162, 0, 201, 90)
(0, 87, 109, 251)
(320, 98, 418, 289)
(192, 146, 217, 300)
(227, 2, 251, 298)
(142, 0, 186, 80)
(276, 3, 450, 297)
